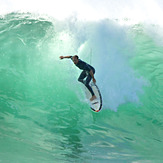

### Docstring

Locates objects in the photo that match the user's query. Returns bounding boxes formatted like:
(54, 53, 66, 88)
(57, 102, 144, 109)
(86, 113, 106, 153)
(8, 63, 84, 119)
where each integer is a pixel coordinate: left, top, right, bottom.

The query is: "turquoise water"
(0, 13, 163, 162)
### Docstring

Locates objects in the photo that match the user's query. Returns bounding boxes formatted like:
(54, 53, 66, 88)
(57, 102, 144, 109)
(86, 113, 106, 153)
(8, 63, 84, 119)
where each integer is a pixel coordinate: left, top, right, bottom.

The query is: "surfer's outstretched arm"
(59, 56, 72, 59)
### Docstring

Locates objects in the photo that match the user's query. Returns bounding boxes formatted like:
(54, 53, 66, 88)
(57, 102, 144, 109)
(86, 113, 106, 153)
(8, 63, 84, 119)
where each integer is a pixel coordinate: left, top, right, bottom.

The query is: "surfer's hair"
(74, 55, 79, 59)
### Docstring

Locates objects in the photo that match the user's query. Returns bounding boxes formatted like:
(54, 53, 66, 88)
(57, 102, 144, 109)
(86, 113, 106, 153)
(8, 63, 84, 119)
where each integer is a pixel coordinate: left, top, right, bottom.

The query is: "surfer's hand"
(93, 78, 96, 84)
(60, 56, 64, 59)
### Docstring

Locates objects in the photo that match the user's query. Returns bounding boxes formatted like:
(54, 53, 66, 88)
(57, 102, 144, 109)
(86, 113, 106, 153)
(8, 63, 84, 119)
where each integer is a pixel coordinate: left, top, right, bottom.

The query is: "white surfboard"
(85, 82, 102, 112)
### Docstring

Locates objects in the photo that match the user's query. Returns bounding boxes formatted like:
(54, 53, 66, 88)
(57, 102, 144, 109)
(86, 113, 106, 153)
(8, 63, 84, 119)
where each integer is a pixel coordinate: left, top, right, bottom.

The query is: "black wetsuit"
(71, 57, 95, 96)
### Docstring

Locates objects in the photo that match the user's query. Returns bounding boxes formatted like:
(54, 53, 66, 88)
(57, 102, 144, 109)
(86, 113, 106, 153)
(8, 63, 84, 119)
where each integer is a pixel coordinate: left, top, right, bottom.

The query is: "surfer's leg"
(78, 71, 86, 84)
(85, 74, 95, 96)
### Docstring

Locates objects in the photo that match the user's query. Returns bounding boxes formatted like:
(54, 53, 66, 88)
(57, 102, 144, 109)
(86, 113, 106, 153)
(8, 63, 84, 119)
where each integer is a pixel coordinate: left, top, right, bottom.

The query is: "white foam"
(1, 0, 163, 25)
(64, 20, 147, 111)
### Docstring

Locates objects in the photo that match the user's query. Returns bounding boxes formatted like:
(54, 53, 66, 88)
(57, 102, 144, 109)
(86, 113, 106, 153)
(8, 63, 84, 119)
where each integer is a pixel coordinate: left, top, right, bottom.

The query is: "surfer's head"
(72, 55, 79, 64)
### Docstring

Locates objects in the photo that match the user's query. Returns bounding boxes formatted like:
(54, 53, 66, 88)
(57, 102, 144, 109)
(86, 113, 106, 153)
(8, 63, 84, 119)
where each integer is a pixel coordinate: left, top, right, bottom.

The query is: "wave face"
(0, 13, 163, 162)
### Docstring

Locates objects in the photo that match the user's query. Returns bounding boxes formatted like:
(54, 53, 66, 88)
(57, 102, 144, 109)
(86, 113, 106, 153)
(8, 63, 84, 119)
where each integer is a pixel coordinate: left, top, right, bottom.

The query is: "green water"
(0, 13, 163, 162)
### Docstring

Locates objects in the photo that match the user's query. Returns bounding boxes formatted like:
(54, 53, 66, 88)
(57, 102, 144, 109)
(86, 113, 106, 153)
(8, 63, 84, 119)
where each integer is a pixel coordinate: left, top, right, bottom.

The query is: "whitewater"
(0, 0, 163, 162)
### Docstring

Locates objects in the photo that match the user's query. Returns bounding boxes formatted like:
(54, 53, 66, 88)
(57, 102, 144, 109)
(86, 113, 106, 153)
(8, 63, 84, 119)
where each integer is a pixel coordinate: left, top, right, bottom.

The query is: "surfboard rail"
(84, 82, 102, 112)
(90, 83, 102, 112)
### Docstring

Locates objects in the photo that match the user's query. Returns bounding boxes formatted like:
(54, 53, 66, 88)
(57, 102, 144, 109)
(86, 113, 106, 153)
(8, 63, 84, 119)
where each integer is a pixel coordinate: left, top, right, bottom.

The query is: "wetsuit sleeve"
(70, 56, 73, 60)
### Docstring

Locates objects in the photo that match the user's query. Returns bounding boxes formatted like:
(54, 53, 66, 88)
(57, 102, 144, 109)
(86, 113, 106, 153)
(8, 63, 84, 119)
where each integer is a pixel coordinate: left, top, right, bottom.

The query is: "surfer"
(60, 55, 97, 101)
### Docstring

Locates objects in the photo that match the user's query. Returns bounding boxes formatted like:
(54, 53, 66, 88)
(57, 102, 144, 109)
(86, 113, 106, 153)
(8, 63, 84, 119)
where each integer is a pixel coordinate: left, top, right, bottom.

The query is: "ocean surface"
(0, 12, 163, 162)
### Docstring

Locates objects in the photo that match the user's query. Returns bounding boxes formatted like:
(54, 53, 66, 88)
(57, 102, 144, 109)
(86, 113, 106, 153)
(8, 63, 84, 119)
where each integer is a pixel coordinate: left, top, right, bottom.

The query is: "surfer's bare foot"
(90, 95, 96, 101)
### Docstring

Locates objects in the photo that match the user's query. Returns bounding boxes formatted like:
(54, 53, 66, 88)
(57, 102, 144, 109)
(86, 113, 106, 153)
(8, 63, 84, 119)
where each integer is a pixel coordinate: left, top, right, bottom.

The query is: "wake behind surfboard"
(84, 82, 102, 112)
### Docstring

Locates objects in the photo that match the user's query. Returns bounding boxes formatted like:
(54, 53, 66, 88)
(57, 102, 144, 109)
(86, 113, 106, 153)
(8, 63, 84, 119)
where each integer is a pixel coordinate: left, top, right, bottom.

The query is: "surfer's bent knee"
(78, 78, 85, 84)
(78, 78, 82, 82)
